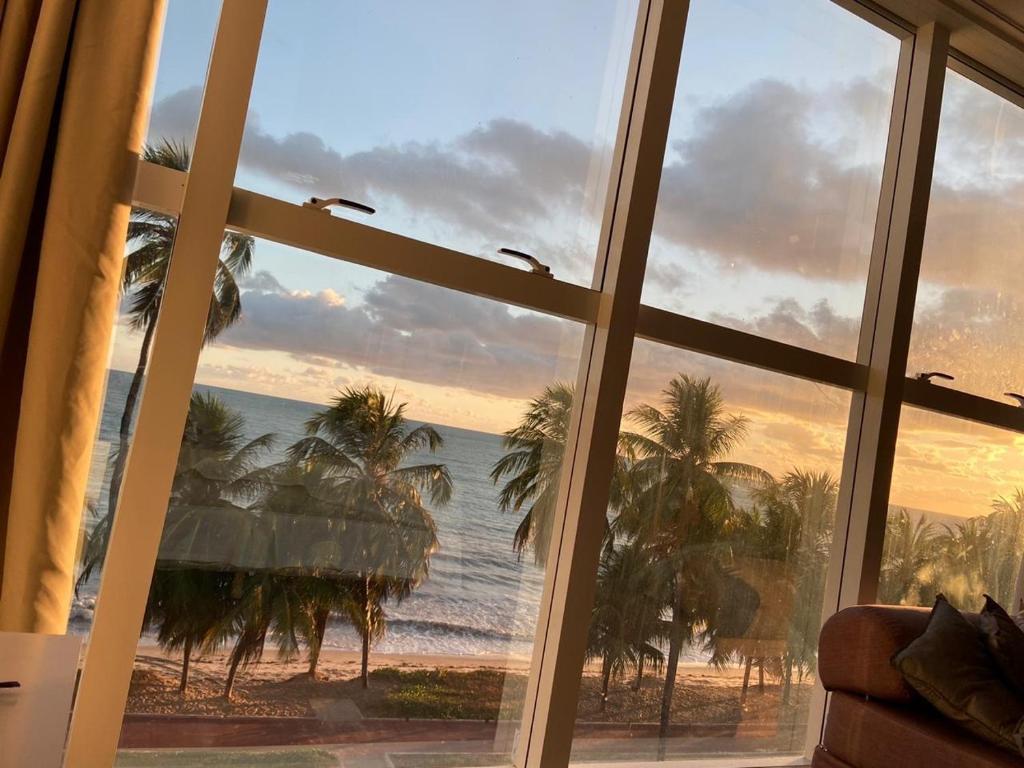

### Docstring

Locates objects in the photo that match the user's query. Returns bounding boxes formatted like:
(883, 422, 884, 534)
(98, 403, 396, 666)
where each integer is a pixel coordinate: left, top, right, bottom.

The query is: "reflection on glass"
(641, 0, 900, 358)
(907, 70, 1024, 401)
(232, 0, 638, 286)
(73, 206, 181, 639)
(144, 0, 222, 161)
(882, 408, 1024, 611)
(111, 240, 583, 766)
(570, 339, 851, 763)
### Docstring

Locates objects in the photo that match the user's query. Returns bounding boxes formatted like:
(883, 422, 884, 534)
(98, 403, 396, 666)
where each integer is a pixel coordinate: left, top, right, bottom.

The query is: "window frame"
(63, 1, 1024, 766)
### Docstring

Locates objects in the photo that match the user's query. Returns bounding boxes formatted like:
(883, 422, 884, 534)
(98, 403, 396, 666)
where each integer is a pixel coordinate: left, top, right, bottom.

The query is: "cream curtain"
(0, 0, 166, 633)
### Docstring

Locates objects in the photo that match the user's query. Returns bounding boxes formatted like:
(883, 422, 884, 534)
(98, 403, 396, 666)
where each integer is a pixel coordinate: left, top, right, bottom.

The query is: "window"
(145, 0, 222, 162)
(641, 0, 900, 358)
(907, 69, 1024, 401)
(72, 2, 1024, 767)
(569, 342, 851, 763)
(882, 407, 1024, 611)
(233, 0, 638, 286)
(73, 210, 181, 641)
(114, 241, 583, 766)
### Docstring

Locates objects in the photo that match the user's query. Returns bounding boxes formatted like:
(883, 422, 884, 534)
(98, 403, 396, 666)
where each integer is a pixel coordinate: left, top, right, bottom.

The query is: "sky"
(106, 0, 1024, 521)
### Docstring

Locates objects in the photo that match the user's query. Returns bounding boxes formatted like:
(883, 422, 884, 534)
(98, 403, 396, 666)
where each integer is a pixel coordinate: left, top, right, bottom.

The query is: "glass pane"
(641, 0, 900, 358)
(907, 69, 1024, 401)
(882, 407, 1024, 611)
(145, 0, 222, 161)
(570, 339, 852, 763)
(73, 208, 180, 639)
(232, 0, 639, 286)
(114, 239, 583, 767)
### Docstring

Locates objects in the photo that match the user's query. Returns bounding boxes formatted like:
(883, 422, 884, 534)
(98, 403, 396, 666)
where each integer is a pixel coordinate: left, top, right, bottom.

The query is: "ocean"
(74, 370, 546, 659)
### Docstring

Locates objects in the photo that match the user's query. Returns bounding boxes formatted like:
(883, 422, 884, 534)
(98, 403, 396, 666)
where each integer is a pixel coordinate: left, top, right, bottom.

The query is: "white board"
(0, 632, 82, 768)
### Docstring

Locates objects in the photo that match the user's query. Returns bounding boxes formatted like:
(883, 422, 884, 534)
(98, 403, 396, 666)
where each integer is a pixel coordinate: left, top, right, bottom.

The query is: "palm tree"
(288, 386, 452, 688)
(82, 392, 274, 693)
(221, 571, 307, 700)
(491, 382, 575, 565)
(145, 569, 237, 694)
(879, 509, 939, 606)
(751, 470, 838, 702)
(107, 139, 256, 517)
(156, 392, 273, 694)
(252, 460, 354, 679)
(587, 539, 667, 709)
(981, 492, 1024, 607)
(618, 375, 771, 739)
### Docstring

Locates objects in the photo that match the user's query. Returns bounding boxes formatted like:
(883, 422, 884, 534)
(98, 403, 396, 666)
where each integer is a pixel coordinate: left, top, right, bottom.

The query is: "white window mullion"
(515, 2, 691, 766)
(64, 2, 268, 765)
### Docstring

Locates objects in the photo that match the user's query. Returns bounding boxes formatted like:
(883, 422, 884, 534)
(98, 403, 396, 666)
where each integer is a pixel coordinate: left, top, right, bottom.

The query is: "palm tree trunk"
(108, 316, 157, 514)
(659, 589, 685, 742)
(179, 635, 193, 694)
(224, 647, 242, 701)
(782, 658, 793, 705)
(308, 605, 329, 679)
(741, 657, 753, 704)
(633, 655, 645, 691)
(360, 575, 371, 689)
(600, 655, 612, 712)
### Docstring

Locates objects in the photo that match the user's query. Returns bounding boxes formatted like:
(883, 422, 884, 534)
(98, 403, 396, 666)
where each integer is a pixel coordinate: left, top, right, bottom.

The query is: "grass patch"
(115, 748, 338, 767)
(366, 667, 525, 720)
(389, 753, 512, 768)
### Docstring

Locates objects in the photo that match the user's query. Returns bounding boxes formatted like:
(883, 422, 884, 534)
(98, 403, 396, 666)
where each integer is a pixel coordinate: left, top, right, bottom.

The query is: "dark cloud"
(217, 276, 582, 400)
(147, 86, 203, 146)
(147, 74, 1022, 299)
(148, 86, 601, 278)
(651, 79, 888, 281)
(707, 298, 861, 357)
(238, 270, 287, 294)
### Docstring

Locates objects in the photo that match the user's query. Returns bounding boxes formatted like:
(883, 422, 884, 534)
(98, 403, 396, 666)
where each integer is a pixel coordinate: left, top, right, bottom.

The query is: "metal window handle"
(303, 197, 376, 215)
(497, 248, 553, 278)
(916, 371, 954, 383)
(0, 681, 20, 688)
(1005, 393, 1024, 407)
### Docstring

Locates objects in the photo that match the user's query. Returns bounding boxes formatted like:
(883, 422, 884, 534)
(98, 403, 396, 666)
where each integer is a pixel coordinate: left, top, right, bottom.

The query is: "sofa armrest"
(819, 605, 934, 702)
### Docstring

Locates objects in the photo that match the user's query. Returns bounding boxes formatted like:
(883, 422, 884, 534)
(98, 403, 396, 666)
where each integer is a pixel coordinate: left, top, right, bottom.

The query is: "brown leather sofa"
(813, 605, 1021, 768)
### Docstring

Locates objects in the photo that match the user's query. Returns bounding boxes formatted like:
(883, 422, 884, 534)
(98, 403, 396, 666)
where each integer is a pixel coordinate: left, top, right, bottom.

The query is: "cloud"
(707, 298, 861, 357)
(650, 79, 893, 284)
(238, 270, 287, 294)
(148, 86, 600, 279)
(147, 71, 1024, 301)
(216, 275, 582, 401)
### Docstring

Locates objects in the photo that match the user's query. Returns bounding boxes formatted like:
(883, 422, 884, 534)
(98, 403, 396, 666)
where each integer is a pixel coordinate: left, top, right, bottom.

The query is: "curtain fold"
(0, 0, 166, 634)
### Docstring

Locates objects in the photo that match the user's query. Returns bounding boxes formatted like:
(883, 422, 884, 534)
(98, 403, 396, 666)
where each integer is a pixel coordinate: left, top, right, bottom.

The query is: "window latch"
(498, 248, 553, 278)
(302, 197, 375, 216)
(915, 371, 954, 383)
(1005, 393, 1024, 407)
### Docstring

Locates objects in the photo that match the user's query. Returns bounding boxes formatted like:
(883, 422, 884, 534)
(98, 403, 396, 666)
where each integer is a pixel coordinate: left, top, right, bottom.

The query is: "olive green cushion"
(980, 595, 1024, 697)
(893, 595, 1024, 755)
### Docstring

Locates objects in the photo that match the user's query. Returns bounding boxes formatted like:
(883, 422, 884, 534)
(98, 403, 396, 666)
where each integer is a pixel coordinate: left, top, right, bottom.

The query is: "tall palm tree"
(491, 382, 575, 565)
(288, 386, 452, 688)
(619, 375, 771, 739)
(107, 139, 256, 517)
(879, 509, 940, 606)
